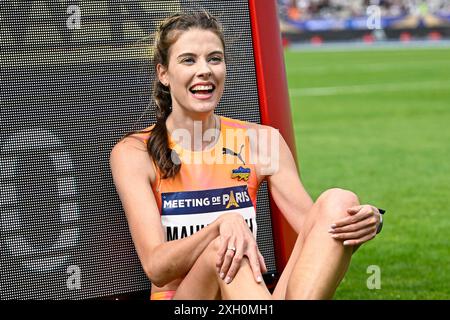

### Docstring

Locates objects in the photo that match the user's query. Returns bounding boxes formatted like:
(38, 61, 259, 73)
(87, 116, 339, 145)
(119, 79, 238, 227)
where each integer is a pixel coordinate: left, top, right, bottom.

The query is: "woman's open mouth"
(189, 84, 215, 100)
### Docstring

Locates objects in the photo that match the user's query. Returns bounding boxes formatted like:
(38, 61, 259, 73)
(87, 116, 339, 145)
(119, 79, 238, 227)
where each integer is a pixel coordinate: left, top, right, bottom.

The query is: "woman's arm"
(263, 127, 381, 245)
(251, 125, 314, 233)
(265, 128, 314, 233)
(110, 137, 221, 287)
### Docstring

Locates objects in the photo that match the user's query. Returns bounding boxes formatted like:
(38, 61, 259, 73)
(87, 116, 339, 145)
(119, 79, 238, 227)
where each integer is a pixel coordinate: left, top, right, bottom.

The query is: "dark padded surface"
(0, 0, 276, 299)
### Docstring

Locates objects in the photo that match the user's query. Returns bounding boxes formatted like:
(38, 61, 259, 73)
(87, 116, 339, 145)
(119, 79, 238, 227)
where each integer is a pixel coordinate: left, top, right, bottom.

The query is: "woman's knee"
(316, 188, 360, 220)
(210, 236, 222, 251)
(202, 236, 222, 264)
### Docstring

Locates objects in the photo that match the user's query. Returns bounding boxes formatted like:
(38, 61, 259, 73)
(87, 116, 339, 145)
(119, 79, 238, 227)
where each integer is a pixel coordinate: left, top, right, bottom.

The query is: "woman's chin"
(190, 102, 218, 114)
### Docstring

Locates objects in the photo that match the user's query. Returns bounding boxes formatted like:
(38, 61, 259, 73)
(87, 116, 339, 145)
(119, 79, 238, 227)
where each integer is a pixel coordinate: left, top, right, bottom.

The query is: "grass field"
(284, 46, 450, 299)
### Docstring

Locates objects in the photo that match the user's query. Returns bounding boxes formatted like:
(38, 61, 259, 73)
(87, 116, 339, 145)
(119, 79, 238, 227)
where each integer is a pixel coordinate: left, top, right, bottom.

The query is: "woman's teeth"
(192, 85, 213, 91)
(190, 84, 214, 93)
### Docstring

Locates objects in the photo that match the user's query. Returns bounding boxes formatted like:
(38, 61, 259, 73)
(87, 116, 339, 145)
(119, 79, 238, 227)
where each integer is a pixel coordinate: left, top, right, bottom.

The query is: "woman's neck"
(166, 112, 220, 152)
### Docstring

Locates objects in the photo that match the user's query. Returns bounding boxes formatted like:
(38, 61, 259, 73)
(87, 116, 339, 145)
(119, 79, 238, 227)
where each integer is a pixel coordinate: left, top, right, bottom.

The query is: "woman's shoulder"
(110, 125, 156, 180)
(220, 116, 274, 132)
(113, 124, 154, 150)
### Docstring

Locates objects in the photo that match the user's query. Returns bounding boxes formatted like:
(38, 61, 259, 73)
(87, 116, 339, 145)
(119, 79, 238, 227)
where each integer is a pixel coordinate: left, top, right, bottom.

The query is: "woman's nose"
(196, 60, 212, 77)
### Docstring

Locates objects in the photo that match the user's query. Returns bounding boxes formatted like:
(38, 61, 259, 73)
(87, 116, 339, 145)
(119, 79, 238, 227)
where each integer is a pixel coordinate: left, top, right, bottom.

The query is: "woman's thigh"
(173, 238, 221, 300)
(174, 236, 272, 300)
(272, 188, 359, 299)
(271, 206, 316, 299)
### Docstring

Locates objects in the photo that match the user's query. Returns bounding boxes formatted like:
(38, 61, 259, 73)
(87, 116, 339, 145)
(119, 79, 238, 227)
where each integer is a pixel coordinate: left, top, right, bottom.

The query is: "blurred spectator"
(279, 0, 450, 20)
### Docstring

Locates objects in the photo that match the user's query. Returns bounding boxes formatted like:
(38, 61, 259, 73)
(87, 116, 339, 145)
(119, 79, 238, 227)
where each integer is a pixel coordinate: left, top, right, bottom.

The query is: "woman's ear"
(157, 63, 169, 86)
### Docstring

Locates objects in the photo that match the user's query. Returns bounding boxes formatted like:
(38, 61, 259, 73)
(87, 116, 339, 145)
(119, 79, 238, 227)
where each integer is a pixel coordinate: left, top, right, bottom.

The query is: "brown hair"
(121, 11, 225, 179)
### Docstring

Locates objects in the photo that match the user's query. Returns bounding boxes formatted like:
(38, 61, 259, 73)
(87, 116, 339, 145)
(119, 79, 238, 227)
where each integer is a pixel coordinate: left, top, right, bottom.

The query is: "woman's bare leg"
(174, 188, 358, 300)
(173, 236, 272, 300)
(273, 188, 360, 300)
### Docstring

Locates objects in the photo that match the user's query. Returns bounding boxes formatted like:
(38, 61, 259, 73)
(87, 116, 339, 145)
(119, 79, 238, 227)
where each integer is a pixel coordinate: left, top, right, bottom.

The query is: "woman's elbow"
(143, 261, 168, 288)
(146, 273, 166, 288)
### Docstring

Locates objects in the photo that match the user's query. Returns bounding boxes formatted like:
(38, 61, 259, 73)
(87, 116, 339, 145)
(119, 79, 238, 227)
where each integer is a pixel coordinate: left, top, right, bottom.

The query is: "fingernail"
(257, 276, 262, 283)
(225, 276, 231, 284)
(331, 224, 336, 228)
(328, 229, 335, 233)
(220, 273, 224, 279)
(331, 234, 338, 238)
(343, 241, 350, 245)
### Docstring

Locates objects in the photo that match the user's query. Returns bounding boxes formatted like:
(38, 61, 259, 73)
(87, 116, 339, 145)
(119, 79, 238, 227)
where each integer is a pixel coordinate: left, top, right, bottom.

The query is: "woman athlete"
(110, 11, 383, 300)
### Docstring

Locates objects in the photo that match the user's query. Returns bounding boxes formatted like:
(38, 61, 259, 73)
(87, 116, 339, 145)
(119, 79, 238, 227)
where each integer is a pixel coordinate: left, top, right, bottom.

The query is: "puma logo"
(222, 145, 245, 165)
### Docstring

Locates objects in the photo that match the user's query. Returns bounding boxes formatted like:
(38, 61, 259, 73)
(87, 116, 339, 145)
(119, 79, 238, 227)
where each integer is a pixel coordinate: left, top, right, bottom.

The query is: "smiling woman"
(157, 27, 226, 123)
(109, 10, 384, 300)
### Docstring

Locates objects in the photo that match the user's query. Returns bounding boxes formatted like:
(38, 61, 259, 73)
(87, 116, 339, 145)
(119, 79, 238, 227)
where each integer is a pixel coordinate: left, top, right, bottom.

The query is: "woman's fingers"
(245, 248, 263, 283)
(346, 205, 363, 214)
(329, 205, 380, 246)
(219, 241, 265, 285)
(222, 242, 266, 284)
(330, 226, 374, 242)
(342, 232, 376, 246)
(222, 241, 245, 284)
(224, 252, 244, 284)
(216, 214, 266, 284)
(258, 250, 267, 273)
(331, 208, 373, 229)
(215, 236, 229, 272)
(218, 237, 235, 278)
(329, 216, 377, 234)
(218, 248, 234, 280)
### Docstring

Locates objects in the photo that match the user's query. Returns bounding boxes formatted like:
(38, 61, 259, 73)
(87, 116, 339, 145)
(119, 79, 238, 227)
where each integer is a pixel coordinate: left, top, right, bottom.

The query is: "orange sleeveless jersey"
(142, 116, 259, 242)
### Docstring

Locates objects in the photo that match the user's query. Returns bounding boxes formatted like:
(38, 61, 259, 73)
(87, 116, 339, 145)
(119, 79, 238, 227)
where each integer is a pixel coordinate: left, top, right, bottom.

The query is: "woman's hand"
(215, 213, 267, 284)
(329, 205, 381, 246)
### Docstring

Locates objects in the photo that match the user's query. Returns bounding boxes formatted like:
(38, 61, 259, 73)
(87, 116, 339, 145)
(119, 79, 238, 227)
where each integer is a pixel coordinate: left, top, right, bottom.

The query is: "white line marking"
(289, 80, 450, 96)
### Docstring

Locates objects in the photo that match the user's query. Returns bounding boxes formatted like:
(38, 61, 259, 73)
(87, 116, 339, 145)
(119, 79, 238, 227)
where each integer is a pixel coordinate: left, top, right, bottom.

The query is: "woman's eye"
(182, 58, 195, 64)
(209, 56, 223, 63)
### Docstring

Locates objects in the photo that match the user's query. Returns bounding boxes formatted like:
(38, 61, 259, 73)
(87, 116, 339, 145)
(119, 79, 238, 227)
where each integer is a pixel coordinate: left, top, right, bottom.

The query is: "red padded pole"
(249, 0, 299, 276)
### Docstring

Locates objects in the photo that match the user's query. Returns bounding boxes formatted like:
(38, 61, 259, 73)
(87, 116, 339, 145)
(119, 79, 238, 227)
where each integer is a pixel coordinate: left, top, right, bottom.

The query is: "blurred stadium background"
(277, 0, 450, 299)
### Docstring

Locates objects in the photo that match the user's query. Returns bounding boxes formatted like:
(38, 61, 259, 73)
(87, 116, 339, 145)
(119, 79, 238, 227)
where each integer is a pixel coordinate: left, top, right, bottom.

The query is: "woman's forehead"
(170, 28, 224, 55)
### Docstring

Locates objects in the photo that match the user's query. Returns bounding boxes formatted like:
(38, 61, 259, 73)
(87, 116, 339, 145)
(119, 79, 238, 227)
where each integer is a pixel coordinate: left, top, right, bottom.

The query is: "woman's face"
(158, 28, 226, 117)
